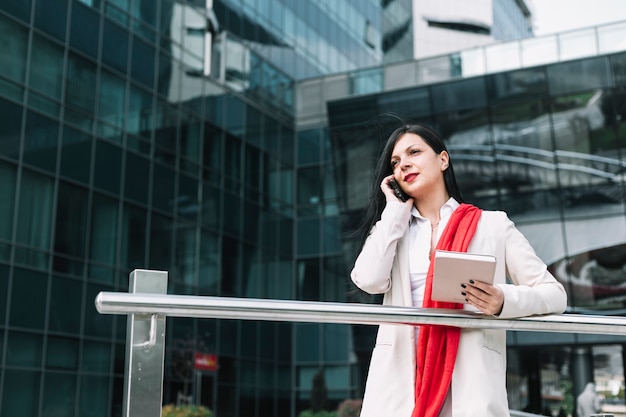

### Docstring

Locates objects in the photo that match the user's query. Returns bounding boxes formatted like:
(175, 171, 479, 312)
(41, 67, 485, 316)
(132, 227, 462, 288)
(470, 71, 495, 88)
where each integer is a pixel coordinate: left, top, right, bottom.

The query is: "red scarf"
(412, 204, 482, 417)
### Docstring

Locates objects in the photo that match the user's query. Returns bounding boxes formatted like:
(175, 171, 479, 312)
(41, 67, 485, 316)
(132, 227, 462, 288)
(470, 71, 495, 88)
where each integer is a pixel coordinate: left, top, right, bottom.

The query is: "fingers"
(461, 280, 504, 316)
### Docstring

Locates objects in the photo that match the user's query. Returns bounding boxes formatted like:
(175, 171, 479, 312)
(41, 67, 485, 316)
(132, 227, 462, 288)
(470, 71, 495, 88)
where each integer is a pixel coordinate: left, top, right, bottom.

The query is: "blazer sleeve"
(496, 213, 568, 318)
(350, 201, 412, 294)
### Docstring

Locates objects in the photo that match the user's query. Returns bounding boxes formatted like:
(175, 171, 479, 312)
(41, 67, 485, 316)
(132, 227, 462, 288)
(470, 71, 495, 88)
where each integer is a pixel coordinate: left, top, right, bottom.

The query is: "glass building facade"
(1, 0, 626, 416)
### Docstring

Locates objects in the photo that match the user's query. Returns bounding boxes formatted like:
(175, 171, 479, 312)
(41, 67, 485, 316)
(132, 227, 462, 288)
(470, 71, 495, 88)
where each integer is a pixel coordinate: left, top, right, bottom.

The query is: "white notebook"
(431, 250, 496, 303)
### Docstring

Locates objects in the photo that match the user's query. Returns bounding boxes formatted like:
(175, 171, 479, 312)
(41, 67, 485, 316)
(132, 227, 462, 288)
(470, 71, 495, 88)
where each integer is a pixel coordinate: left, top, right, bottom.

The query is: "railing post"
(123, 269, 168, 417)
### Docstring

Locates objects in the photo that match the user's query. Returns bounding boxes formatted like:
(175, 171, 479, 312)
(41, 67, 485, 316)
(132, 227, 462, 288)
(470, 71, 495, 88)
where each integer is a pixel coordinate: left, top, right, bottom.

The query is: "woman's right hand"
(380, 175, 412, 204)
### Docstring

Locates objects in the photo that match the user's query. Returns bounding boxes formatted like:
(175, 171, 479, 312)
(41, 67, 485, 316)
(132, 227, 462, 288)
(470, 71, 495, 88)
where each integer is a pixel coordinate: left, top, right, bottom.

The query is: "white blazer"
(351, 201, 567, 417)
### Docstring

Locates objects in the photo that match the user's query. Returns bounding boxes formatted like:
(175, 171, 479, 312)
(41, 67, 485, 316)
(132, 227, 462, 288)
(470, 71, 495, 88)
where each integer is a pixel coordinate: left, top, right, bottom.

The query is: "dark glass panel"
(98, 70, 126, 130)
(297, 218, 320, 256)
(0, 265, 7, 323)
(93, 139, 122, 194)
(34, 0, 68, 41)
(10, 268, 47, 329)
(102, 18, 129, 74)
(89, 193, 118, 267)
(222, 190, 242, 237)
(46, 337, 79, 369)
(23, 110, 59, 172)
(49, 275, 82, 334)
(79, 376, 110, 417)
(220, 236, 240, 296)
(611, 52, 626, 86)
(42, 372, 77, 416)
(1, 1, 32, 21)
(83, 283, 114, 338)
(54, 182, 88, 260)
(131, 36, 156, 88)
(547, 57, 611, 96)
(0, 162, 16, 243)
(124, 150, 150, 204)
(152, 162, 176, 213)
(487, 67, 547, 103)
(295, 324, 320, 361)
(298, 129, 321, 165)
(16, 169, 54, 252)
(198, 230, 219, 295)
(149, 213, 172, 270)
(1, 370, 40, 416)
(60, 126, 92, 184)
(65, 53, 97, 117)
(177, 173, 200, 222)
(224, 133, 242, 182)
(297, 259, 320, 301)
(70, 2, 100, 59)
(0, 14, 28, 86)
(431, 77, 488, 114)
(29, 34, 65, 100)
(201, 182, 221, 230)
(0, 97, 23, 160)
(120, 203, 147, 270)
(297, 166, 321, 207)
(82, 340, 112, 372)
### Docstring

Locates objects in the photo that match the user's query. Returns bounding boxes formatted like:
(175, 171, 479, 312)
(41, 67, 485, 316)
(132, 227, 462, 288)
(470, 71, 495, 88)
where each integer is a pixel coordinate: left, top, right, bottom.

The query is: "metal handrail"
(95, 291, 626, 335)
(100, 270, 625, 417)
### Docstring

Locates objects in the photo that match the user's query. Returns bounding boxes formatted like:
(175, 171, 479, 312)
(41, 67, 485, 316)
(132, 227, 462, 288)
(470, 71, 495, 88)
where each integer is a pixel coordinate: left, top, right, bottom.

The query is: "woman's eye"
(390, 160, 398, 168)
(410, 149, 419, 154)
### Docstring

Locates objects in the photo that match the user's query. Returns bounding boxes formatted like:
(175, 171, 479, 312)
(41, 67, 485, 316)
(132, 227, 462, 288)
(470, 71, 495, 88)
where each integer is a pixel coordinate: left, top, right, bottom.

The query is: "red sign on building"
(194, 353, 218, 371)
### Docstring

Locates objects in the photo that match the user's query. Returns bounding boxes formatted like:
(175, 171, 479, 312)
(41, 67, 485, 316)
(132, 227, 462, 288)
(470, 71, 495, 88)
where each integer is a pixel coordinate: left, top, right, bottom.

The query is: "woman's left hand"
(463, 280, 504, 316)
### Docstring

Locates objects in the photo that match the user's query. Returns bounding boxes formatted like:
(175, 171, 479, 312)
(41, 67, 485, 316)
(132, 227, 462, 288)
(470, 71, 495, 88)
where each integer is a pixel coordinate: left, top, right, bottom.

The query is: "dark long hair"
(354, 122, 464, 254)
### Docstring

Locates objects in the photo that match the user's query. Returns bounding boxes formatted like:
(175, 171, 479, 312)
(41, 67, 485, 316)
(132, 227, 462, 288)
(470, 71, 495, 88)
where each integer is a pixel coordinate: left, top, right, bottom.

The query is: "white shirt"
(408, 198, 459, 308)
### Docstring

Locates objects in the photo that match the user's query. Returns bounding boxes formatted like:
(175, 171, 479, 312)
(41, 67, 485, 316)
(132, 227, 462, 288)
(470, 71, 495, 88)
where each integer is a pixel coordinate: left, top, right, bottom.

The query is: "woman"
(351, 123, 567, 417)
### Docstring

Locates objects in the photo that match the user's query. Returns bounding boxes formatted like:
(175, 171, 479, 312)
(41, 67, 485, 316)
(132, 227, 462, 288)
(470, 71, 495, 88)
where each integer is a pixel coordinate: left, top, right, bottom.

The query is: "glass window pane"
(93, 140, 122, 194)
(98, 70, 126, 130)
(0, 14, 28, 84)
(23, 110, 59, 172)
(29, 34, 64, 99)
(521, 35, 559, 68)
(34, 0, 68, 41)
(0, 0, 32, 23)
(82, 340, 111, 372)
(485, 42, 521, 73)
(66, 53, 97, 119)
(60, 126, 92, 183)
(16, 169, 54, 251)
(49, 275, 82, 333)
(120, 204, 147, 270)
(0, 97, 22, 160)
(47, 337, 79, 369)
(69, 2, 100, 59)
(10, 268, 47, 329)
(90, 193, 118, 267)
(79, 376, 110, 417)
(6, 331, 43, 366)
(1, 370, 40, 416)
(547, 58, 611, 97)
(42, 372, 77, 416)
(102, 19, 129, 73)
(54, 182, 89, 259)
(124, 150, 150, 204)
(131, 36, 155, 88)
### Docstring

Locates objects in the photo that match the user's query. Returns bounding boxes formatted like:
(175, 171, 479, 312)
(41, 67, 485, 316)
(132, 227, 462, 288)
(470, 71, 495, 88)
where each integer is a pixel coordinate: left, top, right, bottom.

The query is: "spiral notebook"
(431, 250, 496, 303)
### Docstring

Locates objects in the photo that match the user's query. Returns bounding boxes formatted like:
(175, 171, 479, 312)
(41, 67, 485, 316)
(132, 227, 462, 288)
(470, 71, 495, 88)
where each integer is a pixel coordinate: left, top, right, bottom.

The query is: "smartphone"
(388, 178, 410, 202)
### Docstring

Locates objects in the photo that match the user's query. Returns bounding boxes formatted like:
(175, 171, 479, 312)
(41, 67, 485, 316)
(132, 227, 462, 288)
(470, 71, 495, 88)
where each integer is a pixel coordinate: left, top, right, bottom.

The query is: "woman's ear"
(440, 151, 449, 170)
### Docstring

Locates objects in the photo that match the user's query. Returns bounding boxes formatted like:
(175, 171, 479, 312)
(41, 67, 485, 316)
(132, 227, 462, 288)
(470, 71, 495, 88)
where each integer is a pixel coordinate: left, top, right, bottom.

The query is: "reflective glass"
(70, 2, 100, 59)
(10, 268, 47, 329)
(42, 372, 77, 416)
(16, 169, 53, 252)
(119, 204, 147, 271)
(47, 337, 79, 370)
(547, 58, 611, 96)
(0, 162, 16, 242)
(29, 35, 64, 99)
(6, 331, 42, 366)
(60, 126, 92, 183)
(23, 110, 59, 172)
(49, 275, 82, 333)
(0, 15, 28, 85)
(152, 162, 176, 213)
(1, 370, 40, 416)
(124, 150, 150, 204)
(54, 182, 88, 261)
(131, 36, 156, 88)
(93, 140, 122, 194)
(82, 340, 112, 372)
(79, 376, 109, 417)
(34, 0, 68, 41)
(90, 193, 118, 267)
(83, 283, 114, 338)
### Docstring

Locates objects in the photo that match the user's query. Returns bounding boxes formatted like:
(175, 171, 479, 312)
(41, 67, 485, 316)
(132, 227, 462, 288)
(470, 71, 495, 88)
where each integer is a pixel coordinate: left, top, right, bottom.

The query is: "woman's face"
(390, 132, 449, 199)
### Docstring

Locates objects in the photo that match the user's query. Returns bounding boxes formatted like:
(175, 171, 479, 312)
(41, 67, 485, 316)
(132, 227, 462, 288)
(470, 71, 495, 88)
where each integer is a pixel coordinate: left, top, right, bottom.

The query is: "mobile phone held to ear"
(388, 178, 410, 202)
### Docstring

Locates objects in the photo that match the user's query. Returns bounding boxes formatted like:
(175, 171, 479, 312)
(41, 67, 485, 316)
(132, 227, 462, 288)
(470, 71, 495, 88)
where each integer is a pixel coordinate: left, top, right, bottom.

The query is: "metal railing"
(96, 270, 626, 417)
